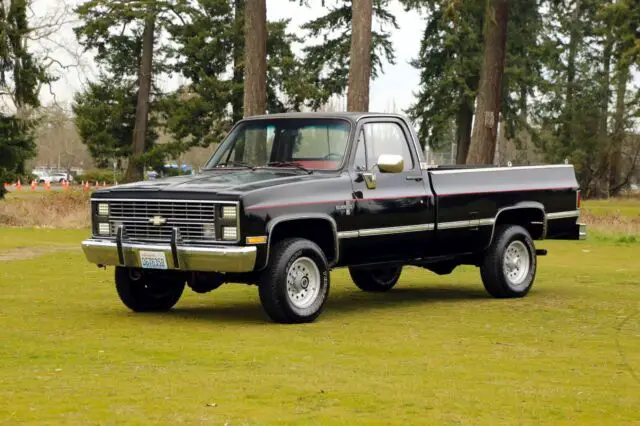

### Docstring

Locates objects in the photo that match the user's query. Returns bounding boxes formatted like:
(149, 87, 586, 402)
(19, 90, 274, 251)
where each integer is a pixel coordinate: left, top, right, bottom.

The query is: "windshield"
(205, 118, 351, 171)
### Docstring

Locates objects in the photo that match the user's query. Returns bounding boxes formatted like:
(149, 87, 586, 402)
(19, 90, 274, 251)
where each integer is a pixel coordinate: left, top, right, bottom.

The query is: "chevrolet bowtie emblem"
(149, 216, 167, 226)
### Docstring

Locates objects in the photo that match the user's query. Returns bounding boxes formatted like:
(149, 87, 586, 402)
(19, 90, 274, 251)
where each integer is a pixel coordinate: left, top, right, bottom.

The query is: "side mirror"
(376, 154, 404, 173)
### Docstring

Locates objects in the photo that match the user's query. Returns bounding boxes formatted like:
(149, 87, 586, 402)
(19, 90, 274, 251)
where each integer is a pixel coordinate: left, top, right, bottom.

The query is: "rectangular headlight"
(222, 226, 237, 241)
(203, 223, 216, 239)
(222, 206, 237, 220)
(98, 222, 110, 236)
(98, 203, 109, 216)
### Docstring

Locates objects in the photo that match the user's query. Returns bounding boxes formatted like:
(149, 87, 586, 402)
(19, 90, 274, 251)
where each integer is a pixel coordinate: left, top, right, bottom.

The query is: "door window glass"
(363, 122, 414, 171)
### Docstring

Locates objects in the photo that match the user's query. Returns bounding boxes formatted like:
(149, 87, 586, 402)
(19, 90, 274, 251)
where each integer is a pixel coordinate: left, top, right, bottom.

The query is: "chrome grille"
(100, 200, 227, 245)
(108, 200, 216, 222)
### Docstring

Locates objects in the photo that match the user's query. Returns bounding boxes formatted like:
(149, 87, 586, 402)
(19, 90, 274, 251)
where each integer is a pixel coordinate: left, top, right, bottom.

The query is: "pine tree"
(0, 0, 53, 197)
(301, 0, 398, 109)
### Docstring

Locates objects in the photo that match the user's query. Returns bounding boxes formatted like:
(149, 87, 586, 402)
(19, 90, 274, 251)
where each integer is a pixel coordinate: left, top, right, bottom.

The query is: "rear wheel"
(115, 267, 185, 312)
(259, 238, 330, 324)
(480, 225, 537, 298)
(349, 265, 403, 292)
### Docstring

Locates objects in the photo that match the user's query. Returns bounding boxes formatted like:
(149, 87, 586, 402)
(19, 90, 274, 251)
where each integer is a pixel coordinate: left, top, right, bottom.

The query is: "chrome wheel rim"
(503, 240, 530, 288)
(286, 257, 321, 309)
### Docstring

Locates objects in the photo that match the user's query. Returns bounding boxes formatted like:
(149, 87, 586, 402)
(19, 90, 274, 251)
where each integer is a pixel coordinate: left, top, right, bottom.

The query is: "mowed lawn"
(1, 227, 639, 425)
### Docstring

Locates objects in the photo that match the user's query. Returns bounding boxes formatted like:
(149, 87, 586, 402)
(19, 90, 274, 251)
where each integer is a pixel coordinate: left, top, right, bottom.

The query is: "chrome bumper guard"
(81, 239, 257, 273)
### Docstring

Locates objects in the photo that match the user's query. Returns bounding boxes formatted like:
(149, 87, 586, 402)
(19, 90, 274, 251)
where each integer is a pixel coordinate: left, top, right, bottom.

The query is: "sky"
(37, 0, 425, 114)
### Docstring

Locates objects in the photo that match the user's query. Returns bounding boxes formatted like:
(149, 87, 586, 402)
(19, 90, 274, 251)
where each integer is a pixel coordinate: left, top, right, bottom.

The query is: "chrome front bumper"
(81, 239, 257, 273)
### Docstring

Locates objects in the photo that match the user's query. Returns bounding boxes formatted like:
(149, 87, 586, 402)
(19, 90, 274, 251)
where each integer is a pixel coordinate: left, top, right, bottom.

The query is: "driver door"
(346, 119, 433, 264)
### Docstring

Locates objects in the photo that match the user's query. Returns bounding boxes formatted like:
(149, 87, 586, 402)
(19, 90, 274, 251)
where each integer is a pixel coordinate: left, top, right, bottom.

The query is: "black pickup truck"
(82, 112, 586, 323)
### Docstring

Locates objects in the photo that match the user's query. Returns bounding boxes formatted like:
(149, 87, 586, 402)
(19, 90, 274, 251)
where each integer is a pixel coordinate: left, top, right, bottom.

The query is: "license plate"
(139, 251, 168, 270)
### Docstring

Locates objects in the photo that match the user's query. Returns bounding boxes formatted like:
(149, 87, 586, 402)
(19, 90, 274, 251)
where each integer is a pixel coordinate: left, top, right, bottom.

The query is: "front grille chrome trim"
(92, 199, 240, 245)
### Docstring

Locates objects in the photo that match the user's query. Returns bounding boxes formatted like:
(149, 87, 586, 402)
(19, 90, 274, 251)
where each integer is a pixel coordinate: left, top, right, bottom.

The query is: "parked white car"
(32, 171, 52, 184)
(51, 172, 73, 183)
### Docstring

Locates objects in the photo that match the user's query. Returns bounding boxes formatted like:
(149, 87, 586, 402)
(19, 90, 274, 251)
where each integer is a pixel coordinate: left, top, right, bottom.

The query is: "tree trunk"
(455, 102, 473, 164)
(561, 0, 580, 150)
(243, 0, 267, 117)
(124, 11, 155, 182)
(466, 0, 509, 165)
(232, 0, 245, 123)
(347, 0, 373, 112)
(609, 63, 629, 196)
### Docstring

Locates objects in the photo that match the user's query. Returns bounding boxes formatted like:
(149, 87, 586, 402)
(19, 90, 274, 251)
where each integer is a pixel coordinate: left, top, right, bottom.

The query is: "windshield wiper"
(262, 161, 312, 174)
(214, 161, 255, 170)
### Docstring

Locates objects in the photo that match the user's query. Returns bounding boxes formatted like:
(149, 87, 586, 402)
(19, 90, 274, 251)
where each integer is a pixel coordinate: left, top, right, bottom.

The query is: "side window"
(363, 122, 414, 171)
(353, 130, 367, 170)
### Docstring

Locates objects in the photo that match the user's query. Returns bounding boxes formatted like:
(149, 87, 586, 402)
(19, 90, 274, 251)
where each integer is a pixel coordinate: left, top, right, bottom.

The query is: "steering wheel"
(324, 153, 343, 160)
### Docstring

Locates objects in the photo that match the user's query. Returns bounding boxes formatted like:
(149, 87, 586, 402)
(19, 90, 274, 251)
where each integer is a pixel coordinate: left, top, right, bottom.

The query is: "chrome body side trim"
(429, 164, 574, 174)
(81, 239, 257, 273)
(337, 230, 359, 239)
(359, 223, 434, 237)
(546, 210, 580, 220)
(337, 223, 434, 239)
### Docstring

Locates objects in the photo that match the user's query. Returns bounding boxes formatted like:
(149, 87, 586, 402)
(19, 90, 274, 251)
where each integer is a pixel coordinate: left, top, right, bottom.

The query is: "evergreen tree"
(0, 0, 53, 197)
(72, 75, 159, 168)
(74, 0, 187, 181)
(300, 0, 398, 109)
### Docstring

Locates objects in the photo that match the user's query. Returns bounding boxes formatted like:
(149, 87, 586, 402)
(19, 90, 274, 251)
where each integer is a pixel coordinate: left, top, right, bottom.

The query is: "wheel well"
(494, 208, 545, 240)
(269, 219, 337, 264)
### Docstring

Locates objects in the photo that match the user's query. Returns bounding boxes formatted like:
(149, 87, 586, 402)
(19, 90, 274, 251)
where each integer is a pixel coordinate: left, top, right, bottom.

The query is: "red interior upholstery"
(294, 160, 340, 170)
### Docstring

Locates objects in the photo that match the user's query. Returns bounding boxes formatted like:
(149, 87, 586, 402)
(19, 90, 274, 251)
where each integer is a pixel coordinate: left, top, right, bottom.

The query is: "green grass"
(1, 229, 639, 424)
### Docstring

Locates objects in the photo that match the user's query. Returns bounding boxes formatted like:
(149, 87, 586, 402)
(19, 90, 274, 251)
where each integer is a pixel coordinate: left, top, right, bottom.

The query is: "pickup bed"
(82, 112, 586, 323)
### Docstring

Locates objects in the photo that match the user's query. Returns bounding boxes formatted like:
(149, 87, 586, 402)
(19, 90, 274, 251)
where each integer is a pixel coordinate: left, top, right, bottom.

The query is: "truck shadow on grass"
(163, 285, 491, 324)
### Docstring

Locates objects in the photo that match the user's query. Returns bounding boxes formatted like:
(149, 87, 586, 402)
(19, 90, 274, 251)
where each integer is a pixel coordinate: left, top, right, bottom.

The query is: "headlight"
(203, 223, 216, 239)
(222, 206, 237, 220)
(222, 226, 237, 241)
(98, 223, 110, 236)
(98, 203, 109, 216)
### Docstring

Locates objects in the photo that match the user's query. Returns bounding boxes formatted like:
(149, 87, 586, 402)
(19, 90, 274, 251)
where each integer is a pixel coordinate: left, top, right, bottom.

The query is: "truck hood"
(93, 169, 329, 199)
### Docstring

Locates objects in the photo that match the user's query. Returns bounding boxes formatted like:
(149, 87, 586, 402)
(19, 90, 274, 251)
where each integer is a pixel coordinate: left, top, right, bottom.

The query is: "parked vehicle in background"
(51, 172, 73, 183)
(32, 171, 52, 184)
(82, 112, 587, 324)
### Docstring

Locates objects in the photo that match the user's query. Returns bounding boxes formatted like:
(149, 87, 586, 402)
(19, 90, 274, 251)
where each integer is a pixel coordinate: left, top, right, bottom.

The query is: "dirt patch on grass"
(0, 192, 90, 229)
(0, 244, 79, 261)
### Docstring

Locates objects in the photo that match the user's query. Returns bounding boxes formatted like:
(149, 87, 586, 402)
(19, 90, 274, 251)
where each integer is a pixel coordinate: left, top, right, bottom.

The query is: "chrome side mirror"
(376, 154, 404, 173)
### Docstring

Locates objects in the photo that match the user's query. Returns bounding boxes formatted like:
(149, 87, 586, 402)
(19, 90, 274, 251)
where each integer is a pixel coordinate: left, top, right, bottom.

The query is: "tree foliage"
(0, 0, 53, 197)
(300, 0, 398, 109)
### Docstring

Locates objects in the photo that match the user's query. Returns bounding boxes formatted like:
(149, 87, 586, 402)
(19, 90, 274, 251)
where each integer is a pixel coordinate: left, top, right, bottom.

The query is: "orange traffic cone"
(16, 180, 22, 191)
(45, 181, 51, 191)
(102, 181, 107, 187)
(30, 180, 36, 191)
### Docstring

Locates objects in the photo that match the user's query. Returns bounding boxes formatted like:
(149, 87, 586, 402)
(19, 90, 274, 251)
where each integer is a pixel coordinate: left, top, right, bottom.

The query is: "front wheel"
(480, 225, 537, 298)
(349, 265, 403, 292)
(259, 238, 330, 324)
(115, 267, 185, 312)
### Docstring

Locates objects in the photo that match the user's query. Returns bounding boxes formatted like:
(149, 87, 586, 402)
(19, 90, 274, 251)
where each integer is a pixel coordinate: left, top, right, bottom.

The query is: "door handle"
(406, 175, 423, 182)
(361, 172, 377, 189)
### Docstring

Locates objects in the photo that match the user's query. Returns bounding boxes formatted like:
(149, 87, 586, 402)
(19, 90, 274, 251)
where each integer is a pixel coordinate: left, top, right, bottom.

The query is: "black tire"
(259, 238, 330, 324)
(349, 265, 403, 292)
(480, 225, 537, 298)
(115, 267, 185, 312)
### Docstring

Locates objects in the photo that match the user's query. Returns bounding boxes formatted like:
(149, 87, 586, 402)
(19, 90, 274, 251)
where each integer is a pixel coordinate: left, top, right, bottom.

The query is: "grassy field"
(1, 224, 639, 424)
